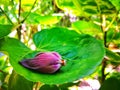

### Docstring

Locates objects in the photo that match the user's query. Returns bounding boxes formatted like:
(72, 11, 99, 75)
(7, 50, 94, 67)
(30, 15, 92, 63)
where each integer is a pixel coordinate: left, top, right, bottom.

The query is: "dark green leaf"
(99, 0, 116, 14)
(39, 84, 59, 90)
(110, 72, 120, 80)
(109, 0, 120, 11)
(0, 25, 13, 39)
(84, 8, 98, 14)
(59, 82, 79, 90)
(0, 72, 4, 82)
(105, 48, 120, 62)
(100, 77, 120, 90)
(8, 71, 33, 90)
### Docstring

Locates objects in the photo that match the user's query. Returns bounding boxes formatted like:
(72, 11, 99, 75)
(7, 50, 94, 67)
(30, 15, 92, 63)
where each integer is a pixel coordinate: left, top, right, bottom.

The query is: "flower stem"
(0, 7, 13, 24)
(101, 14, 107, 83)
(35, 82, 41, 90)
(21, 0, 38, 23)
(16, 0, 22, 40)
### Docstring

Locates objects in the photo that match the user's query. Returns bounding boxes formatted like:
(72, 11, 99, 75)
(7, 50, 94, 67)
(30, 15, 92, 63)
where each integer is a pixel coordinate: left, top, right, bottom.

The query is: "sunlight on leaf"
(72, 21, 101, 35)
(21, 12, 62, 25)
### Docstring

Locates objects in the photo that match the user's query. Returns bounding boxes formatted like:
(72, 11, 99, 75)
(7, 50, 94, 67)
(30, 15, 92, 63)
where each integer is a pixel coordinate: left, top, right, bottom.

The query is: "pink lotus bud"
(19, 52, 66, 74)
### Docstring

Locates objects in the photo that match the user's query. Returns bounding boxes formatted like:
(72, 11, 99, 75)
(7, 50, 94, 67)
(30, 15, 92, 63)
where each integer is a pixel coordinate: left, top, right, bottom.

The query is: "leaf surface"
(0, 25, 13, 39)
(0, 27, 105, 84)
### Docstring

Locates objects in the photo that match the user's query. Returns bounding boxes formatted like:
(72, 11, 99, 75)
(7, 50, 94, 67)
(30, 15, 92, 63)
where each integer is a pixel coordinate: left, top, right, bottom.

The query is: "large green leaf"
(32, 27, 104, 84)
(0, 27, 105, 84)
(0, 25, 13, 39)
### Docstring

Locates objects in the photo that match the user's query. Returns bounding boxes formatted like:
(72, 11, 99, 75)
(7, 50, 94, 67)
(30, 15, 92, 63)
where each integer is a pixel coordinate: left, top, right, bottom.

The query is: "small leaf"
(21, 12, 62, 24)
(55, 0, 81, 15)
(84, 8, 98, 14)
(0, 25, 13, 39)
(105, 48, 120, 62)
(72, 21, 101, 35)
(37, 15, 62, 25)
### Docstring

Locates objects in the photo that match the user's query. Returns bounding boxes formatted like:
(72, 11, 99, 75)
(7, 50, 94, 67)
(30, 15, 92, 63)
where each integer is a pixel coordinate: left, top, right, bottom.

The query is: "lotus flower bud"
(19, 52, 66, 74)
